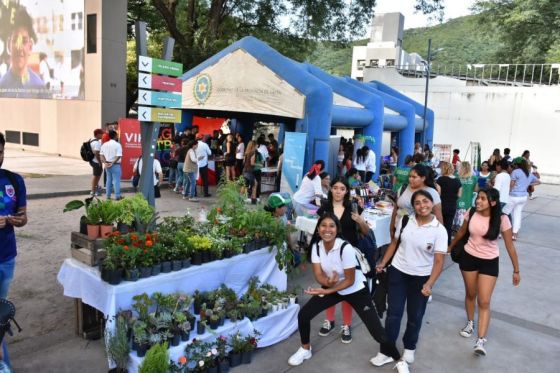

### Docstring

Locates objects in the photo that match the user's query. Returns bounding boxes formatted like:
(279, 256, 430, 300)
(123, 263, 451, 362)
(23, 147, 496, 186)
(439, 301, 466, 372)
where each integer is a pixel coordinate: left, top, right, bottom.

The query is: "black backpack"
(80, 139, 96, 162)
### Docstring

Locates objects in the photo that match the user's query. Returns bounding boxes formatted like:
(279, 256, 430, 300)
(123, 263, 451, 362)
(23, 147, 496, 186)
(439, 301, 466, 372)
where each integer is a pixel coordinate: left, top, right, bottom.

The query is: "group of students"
(288, 146, 526, 372)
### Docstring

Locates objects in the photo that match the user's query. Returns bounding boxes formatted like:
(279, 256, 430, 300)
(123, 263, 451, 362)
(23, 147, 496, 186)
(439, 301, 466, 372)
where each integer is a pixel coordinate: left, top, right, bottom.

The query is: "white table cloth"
(57, 247, 287, 317)
(295, 209, 392, 247)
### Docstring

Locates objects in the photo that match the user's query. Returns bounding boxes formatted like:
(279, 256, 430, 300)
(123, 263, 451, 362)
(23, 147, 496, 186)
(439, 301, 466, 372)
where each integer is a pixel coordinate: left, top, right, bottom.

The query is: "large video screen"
(0, 0, 84, 99)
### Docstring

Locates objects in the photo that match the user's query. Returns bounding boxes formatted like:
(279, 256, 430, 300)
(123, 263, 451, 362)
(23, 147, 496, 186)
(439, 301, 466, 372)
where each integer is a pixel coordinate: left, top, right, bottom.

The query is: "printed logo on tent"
(5, 185, 15, 199)
(193, 74, 212, 104)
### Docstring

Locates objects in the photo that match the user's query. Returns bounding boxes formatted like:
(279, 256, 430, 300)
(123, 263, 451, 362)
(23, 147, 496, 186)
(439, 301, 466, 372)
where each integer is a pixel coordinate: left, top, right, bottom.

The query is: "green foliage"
(84, 199, 102, 225)
(104, 315, 130, 370)
(138, 342, 170, 373)
(98, 199, 119, 225)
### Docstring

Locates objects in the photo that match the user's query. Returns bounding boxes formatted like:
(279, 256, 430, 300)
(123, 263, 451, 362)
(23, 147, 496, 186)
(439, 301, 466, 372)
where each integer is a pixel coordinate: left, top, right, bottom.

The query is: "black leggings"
(297, 287, 401, 361)
(442, 208, 456, 244)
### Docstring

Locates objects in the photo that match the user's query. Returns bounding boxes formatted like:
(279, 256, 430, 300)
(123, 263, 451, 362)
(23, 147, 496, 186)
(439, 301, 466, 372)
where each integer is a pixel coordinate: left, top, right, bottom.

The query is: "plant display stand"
(75, 298, 104, 340)
(70, 231, 106, 266)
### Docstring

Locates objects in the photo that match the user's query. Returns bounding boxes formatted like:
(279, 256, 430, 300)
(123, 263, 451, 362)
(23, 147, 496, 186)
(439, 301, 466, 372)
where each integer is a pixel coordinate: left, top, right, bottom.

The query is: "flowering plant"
(242, 329, 261, 352)
(185, 339, 218, 372)
(104, 231, 161, 269)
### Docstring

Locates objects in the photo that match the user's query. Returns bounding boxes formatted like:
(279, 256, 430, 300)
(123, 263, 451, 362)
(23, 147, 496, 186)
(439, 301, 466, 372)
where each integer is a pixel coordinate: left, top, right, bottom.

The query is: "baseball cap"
(196, 133, 204, 140)
(512, 157, 524, 165)
(267, 193, 291, 209)
(94, 128, 104, 136)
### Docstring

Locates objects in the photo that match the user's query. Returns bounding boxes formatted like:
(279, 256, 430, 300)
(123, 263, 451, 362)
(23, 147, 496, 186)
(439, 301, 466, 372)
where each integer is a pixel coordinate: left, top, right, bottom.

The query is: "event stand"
(57, 247, 298, 371)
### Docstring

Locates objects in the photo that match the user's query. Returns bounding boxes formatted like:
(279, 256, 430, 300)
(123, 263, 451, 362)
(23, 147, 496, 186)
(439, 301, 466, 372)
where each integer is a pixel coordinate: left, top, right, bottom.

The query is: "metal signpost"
(135, 21, 182, 206)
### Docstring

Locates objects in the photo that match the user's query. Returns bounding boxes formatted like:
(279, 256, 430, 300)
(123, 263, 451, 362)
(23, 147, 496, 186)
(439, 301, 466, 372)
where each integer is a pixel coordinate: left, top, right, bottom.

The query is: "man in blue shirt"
(0, 132, 27, 369)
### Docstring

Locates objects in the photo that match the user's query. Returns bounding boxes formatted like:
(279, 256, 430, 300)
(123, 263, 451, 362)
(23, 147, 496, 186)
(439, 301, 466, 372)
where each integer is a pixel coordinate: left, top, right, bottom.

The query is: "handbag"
(450, 208, 476, 263)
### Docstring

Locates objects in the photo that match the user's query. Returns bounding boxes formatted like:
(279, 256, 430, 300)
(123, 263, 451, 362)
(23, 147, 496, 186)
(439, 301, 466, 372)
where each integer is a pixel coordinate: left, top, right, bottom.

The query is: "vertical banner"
(280, 132, 307, 194)
(432, 143, 452, 164)
(328, 136, 342, 178)
(119, 118, 142, 180)
(470, 142, 482, 171)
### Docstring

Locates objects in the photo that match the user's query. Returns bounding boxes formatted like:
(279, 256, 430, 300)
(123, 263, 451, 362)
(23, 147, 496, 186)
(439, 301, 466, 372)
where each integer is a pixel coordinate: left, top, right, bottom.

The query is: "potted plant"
(114, 198, 135, 233)
(208, 313, 220, 330)
(227, 331, 244, 368)
(215, 335, 230, 373)
(122, 245, 140, 282)
(226, 309, 240, 323)
(101, 254, 123, 285)
(240, 330, 261, 365)
(84, 199, 102, 239)
(196, 319, 206, 335)
(132, 320, 149, 356)
(104, 314, 130, 373)
(188, 235, 212, 265)
(63, 196, 98, 235)
(138, 342, 169, 373)
(98, 199, 118, 237)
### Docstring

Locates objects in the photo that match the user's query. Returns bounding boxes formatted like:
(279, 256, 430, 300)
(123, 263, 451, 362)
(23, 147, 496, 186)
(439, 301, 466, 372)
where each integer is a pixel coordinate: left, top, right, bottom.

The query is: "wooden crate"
(70, 232, 106, 266)
(74, 299, 104, 340)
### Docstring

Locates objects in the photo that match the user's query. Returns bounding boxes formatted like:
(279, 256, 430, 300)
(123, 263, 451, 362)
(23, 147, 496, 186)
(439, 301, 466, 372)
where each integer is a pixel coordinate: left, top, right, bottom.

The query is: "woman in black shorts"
(224, 133, 236, 181)
(448, 188, 520, 356)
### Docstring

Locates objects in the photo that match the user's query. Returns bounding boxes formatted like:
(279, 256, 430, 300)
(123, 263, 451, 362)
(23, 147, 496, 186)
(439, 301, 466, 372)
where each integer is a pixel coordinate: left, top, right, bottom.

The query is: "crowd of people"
(283, 143, 536, 372)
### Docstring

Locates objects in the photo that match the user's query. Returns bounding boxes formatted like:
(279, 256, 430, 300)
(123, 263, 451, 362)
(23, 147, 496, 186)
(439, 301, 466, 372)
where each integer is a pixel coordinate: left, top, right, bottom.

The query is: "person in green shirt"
(392, 155, 414, 193)
(453, 161, 479, 231)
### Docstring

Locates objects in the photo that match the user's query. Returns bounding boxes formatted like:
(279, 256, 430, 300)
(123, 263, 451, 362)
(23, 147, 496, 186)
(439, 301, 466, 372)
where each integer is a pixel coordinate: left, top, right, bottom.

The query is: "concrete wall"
(365, 69, 560, 183)
(1, 0, 126, 157)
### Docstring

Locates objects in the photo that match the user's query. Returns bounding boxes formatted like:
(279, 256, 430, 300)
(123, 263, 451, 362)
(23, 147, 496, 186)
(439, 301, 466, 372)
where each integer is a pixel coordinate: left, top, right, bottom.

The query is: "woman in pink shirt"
(448, 188, 520, 356)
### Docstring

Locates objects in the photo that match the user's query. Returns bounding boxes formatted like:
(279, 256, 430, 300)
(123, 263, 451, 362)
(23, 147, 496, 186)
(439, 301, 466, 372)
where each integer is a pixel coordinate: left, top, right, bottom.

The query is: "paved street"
(3, 148, 559, 372)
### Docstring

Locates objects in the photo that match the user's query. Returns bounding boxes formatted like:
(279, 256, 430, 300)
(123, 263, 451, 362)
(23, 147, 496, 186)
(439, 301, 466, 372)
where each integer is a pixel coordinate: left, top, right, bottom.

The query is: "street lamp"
(420, 39, 444, 149)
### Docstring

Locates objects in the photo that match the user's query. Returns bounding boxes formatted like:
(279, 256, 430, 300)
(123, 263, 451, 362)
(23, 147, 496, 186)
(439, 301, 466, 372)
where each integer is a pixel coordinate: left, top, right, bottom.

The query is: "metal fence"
(380, 64, 560, 86)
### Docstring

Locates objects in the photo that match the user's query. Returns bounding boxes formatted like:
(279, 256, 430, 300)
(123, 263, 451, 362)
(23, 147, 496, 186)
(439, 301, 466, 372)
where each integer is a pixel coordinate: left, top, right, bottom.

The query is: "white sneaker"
(474, 337, 487, 356)
(394, 360, 410, 373)
(402, 349, 415, 364)
(370, 352, 394, 367)
(288, 346, 312, 366)
(460, 320, 474, 338)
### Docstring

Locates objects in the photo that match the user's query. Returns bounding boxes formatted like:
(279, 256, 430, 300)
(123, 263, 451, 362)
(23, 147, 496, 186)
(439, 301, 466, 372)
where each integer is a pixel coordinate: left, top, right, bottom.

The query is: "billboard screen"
(0, 0, 84, 99)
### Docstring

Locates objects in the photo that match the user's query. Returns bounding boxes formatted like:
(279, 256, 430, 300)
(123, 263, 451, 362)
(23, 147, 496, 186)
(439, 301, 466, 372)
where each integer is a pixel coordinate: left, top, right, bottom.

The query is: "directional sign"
(138, 89, 181, 108)
(138, 73, 182, 93)
(138, 106, 181, 123)
(139, 56, 183, 77)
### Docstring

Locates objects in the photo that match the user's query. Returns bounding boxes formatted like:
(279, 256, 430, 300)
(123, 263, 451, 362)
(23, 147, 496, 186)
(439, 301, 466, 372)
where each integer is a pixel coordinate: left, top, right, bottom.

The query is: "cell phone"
(351, 201, 359, 214)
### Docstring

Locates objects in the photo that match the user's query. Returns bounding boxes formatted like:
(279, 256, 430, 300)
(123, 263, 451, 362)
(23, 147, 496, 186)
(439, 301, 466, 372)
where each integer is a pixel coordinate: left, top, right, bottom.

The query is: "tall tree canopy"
(126, 0, 445, 112)
(473, 0, 560, 63)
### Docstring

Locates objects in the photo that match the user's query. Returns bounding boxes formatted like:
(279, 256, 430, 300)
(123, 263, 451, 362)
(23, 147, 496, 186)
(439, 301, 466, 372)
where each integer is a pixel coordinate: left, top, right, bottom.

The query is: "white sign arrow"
(139, 56, 153, 73)
(138, 90, 152, 105)
(138, 73, 152, 89)
(138, 106, 152, 122)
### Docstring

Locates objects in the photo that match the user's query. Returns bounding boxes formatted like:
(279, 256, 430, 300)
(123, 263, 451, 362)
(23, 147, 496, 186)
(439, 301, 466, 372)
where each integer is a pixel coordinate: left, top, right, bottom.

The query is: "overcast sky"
(372, 0, 476, 31)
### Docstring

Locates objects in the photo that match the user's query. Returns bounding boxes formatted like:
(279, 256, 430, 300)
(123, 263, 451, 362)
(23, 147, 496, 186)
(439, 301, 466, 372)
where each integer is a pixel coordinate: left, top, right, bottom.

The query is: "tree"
(473, 0, 560, 63)
(126, 0, 446, 113)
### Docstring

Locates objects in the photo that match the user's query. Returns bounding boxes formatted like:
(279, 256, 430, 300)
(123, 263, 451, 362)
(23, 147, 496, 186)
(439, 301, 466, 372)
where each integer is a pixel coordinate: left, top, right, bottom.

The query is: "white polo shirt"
(392, 215, 448, 276)
(134, 158, 163, 186)
(493, 172, 511, 204)
(311, 238, 365, 295)
(196, 141, 212, 167)
(90, 139, 101, 164)
(293, 175, 324, 205)
(365, 149, 376, 173)
(100, 139, 122, 163)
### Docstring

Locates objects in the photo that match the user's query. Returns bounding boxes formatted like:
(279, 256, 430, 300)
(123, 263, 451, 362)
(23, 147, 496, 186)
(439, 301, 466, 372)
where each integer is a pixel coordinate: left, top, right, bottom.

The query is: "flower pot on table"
(139, 266, 151, 279)
(196, 321, 206, 335)
(241, 350, 253, 364)
(79, 216, 87, 235)
(171, 333, 181, 347)
(180, 330, 190, 342)
(182, 258, 191, 268)
(218, 359, 230, 373)
(86, 224, 100, 239)
(161, 261, 172, 273)
(105, 268, 123, 285)
(124, 268, 139, 282)
(229, 353, 242, 367)
(172, 260, 182, 271)
(209, 319, 219, 330)
(136, 342, 149, 358)
(192, 252, 202, 265)
(201, 251, 210, 263)
(151, 263, 162, 276)
(99, 224, 113, 238)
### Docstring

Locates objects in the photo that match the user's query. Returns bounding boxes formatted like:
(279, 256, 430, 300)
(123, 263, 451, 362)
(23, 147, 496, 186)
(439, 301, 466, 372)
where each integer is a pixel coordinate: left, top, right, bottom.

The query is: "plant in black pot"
(240, 329, 261, 365)
(196, 319, 207, 335)
(227, 331, 244, 368)
(215, 335, 231, 373)
(208, 313, 220, 330)
(101, 253, 122, 286)
(132, 320, 149, 356)
(104, 314, 130, 373)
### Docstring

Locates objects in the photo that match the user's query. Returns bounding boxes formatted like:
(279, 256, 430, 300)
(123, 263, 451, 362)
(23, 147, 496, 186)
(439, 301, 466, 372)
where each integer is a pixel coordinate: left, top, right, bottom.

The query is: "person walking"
(477, 162, 492, 189)
(390, 164, 443, 238)
(242, 141, 258, 203)
(454, 161, 479, 232)
(196, 134, 212, 197)
(502, 157, 540, 240)
(315, 177, 370, 344)
(372, 190, 447, 367)
(100, 130, 122, 200)
(449, 188, 520, 356)
(174, 138, 188, 194)
(487, 149, 502, 172)
(0, 132, 28, 369)
(522, 150, 539, 199)
(436, 161, 462, 243)
(89, 129, 104, 196)
(491, 159, 511, 210)
(182, 140, 199, 202)
(288, 212, 409, 372)
(224, 134, 236, 181)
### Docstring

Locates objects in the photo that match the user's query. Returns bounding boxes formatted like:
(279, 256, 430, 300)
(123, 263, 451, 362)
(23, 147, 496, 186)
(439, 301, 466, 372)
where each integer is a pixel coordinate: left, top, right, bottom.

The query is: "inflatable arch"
(178, 36, 433, 179)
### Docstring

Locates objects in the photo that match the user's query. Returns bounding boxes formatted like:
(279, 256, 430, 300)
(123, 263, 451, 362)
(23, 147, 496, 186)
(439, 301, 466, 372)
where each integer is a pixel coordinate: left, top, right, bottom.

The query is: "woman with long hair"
(488, 148, 502, 172)
(224, 133, 236, 181)
(353, 147, 367, 181)
(288, 213, 409, 372)
(454, 161, 479, 231)
(502, 157, 540, 240)
(436, 161, 462, 243)
(292, 160, 326, 215)
(242, 140, 258, 203)
(449, 188, 520, 356)
(390, 164, 443, 237)
(314, 177, 370, 344)
(234, 133, 245, 177)
(182, 140, 199, 202)
(372, 190, 447, 367)
(477, 161, 492, 189)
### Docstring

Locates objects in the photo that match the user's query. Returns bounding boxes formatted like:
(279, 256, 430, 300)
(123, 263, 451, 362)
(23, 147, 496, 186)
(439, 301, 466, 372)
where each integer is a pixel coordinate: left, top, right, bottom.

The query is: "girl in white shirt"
(288, 212, 409, 373)
(292, 160, 325, 215)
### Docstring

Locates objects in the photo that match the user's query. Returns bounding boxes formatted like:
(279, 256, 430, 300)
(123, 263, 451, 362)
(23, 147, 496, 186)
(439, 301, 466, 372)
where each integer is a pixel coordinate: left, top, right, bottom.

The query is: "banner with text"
(280, 132, 307, 195)
(119, 118, 142, 180)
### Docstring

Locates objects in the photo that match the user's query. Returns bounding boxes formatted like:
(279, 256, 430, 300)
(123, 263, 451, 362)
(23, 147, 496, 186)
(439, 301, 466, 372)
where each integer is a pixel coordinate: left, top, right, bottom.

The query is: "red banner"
(119, 118, 142, 180)
(152, 75, 182, 92)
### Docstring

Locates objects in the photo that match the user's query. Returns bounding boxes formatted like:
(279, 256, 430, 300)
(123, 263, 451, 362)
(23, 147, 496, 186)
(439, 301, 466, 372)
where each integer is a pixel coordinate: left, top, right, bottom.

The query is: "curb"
(27, 187, 138, 200)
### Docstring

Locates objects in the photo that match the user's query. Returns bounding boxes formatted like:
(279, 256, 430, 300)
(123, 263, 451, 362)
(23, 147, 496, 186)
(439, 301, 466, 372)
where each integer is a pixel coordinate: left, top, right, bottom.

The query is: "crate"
(74, 299, 104, 340)
(70, 232, 106, 266)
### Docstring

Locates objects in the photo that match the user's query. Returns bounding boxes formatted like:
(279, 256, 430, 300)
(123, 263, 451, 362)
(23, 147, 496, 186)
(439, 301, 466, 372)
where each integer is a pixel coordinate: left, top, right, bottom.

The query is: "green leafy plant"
(98, 199, 119, 225)
(138, 342, 169, 373)
(104, 314, 130, 372)
(84, 199, 102, 225)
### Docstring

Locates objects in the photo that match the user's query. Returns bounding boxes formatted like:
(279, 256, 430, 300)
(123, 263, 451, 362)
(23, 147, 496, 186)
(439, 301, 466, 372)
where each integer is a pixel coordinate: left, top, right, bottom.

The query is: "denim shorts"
(0, 258, 16, 299)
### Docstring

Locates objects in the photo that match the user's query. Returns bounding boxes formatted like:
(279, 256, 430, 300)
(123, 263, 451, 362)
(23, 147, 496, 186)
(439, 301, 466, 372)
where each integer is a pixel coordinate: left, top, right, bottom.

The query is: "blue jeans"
(0, 258, 15, 369)
(106, 163, 122, 199)
(183, 172, 196, 198)
(176, 163, 185, 189)
(168, 166, 176, 184)
(382, 266, 429, 354)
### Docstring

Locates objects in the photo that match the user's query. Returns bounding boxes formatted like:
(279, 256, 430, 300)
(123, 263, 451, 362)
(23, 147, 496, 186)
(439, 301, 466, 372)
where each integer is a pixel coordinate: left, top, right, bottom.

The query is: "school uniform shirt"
(311, 238, 365, 295)
(493, 171, 511, 204)
(365, 149, 376, 173)
(235, 142, 245, 160)
(0, 170, 27, 262)
(353, 156, 366, 171)
(134, 158, 163, 186)
(397, 186, 441, 216)
(196, 141, 212, 167)
(465, 212, 512, 260)
(293, 175, 324, 205)
(100, 139, 122, 163)
(392, 216, 448, 276)
(90, 139, 101, 164)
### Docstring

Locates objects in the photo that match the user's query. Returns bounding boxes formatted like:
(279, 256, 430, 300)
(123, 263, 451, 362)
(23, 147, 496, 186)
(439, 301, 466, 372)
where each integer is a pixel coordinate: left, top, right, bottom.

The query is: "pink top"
(464, 212, 512, 259)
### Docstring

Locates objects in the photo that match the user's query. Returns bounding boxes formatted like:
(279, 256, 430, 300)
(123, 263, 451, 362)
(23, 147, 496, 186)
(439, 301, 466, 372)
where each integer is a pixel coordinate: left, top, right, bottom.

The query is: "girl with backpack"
(449, 188, 520, 356)
(372, 190, 448, 367)
(288, 212, 409, 373)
